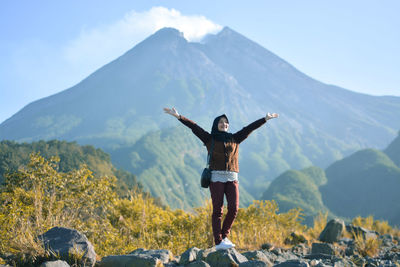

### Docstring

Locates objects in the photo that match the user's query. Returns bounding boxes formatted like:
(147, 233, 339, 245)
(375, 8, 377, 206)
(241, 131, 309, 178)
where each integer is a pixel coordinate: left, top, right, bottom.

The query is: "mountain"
(1, 27, 400, 209)
(261, 166, 330, 225)
(384, 130, 400, 167)
(320, 147, 400, 226)
(261, 132, 400, 226)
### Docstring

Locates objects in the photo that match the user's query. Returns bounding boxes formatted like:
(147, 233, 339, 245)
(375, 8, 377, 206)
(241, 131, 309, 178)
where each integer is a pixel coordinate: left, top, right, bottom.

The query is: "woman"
(163, 107, 279, 250)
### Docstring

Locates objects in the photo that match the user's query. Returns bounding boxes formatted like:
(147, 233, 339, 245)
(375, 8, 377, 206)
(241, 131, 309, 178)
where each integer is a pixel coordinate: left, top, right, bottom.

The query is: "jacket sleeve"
(178, 115, 211, 144)
(232, 117, 267, 144)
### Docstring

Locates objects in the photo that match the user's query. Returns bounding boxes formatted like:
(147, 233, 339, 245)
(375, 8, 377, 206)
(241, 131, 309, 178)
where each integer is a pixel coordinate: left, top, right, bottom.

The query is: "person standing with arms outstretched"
(164, 107, 279, 250)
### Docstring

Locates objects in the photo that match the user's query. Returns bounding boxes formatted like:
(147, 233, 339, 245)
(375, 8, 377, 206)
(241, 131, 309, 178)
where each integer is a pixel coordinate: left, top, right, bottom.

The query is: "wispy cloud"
(63, 7, 222, 74)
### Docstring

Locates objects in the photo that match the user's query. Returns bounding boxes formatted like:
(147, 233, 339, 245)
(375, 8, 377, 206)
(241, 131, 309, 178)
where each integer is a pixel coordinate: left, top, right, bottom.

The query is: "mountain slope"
(261, 166, 330, 224)
(1, 27, 400, 207)
(320, 148, 400, 226)
(0, 140, 144, 196)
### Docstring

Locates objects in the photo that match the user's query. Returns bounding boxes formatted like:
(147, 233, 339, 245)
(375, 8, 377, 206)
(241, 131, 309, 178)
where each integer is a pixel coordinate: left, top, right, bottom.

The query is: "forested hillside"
(0, 140, 144, 197)
(262, 132, 400, 227)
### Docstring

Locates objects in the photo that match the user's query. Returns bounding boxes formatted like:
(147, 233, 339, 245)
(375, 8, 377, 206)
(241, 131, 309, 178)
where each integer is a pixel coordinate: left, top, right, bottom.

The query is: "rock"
(273, 259, 310, 267)
(261, 250, 278, 263)
(311, 243, 335, 256)
(98, 254, 162, 267)
(242, 250, 272, 266)
(198, 247, 216, 261)
(274, 252, 299, 264)
(129, 248, 173, 263)
(271, 248, 283, 255)
(285, 232, 308, 245)
(346, 225, 377, 240)
(304, 254, 334, 260)
(205, 248, 248, 267)
(179, 247, 201, 265)
(318, 219, 345, 243)
(333, 258, 356, 267)
(186, 260, 211, 267)
(292, 244, 310, 256)
(239, 260, 270, 266)
(39, 260, 70, 267)
(38, 227, 96, 267)
(261, 243, 274, 251)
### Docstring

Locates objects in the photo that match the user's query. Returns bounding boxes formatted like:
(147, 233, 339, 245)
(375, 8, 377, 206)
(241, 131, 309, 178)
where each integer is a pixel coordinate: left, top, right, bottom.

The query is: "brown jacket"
(178, 115, 266, 172)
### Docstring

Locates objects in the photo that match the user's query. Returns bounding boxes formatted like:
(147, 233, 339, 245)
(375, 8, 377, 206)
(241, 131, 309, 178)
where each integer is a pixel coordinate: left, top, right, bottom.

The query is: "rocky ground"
(1, 219, 399, 267)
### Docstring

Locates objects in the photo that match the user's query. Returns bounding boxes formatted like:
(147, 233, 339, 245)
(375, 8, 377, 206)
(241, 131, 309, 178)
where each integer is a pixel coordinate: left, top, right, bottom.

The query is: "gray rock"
(38, 227, 96, 267)
(39, 260, 70, 267)
(273, 259, 310, 267)
(346, 225, 377, 240)
(186, 260, 211, 267)
(198, 247, 216, 261)
(285, 232, 308, 245)
(274, 251, 299, 263)
(98, 254, 162, 267)
(261, 250, 278, 263)
(239, 260, 270, 267)
(292, 244, 310, 256)
(242, 250, 273, 266)
(262, 243, 275, 251)
(333, 258, 356, 267)
(130, 248, 173, 263)
(205, 248, 248, 267)
(319, 219, 345, 243)
(311, 243, 335, 256)
(304, 254, 334, 260)
(179, 247, 201, 265)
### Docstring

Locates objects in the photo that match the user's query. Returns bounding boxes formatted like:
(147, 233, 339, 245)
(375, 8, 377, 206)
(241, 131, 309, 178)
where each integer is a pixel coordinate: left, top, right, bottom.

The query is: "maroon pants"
(209, 181, 239, 245)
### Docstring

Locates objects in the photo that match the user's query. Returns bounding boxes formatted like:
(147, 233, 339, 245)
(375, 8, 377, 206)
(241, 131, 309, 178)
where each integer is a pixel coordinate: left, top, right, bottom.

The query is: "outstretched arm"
(163, 107, 210, 144)
(233, 112, 279, 143)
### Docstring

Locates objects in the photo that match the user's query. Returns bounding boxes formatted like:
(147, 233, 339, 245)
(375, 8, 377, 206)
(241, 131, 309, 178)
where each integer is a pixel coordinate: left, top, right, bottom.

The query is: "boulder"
(239, 260, 270, 267)
(38, 227, 96, 267)
(261, 243, 274, 251)
(260, 250, 277, 263)
(345, 225, 377, 240)
(311, 243, 335, 256)
(273, 259, 310, 267)
(179, 247, 201, 265)
(198, 247, 216, 261)
(129, 248, 173, 263)
(285, 232, 307, 245)
(186, 260, 211, 267)
(39, 260, 70, 267)
(98, 254, 161, 267)
(205, 248, 248, 267)
(242, 250, 272, 266)
(274, 250, 299, 264)
(318, 219, 345, 243)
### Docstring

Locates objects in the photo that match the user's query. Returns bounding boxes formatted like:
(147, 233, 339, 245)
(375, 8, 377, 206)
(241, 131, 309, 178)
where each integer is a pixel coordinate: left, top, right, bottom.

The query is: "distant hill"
(262, 132, 400, 226)
(384, 130, 400, 167)
(0, 140, 145, 197)
(1, 27, 400, 208)
(320, 147, 400, 226)
(261, 166, 330, 225)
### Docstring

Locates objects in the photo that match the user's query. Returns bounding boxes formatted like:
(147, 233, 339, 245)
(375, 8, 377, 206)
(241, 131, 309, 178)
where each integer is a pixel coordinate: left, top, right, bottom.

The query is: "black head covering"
(211, 114, 233, 142)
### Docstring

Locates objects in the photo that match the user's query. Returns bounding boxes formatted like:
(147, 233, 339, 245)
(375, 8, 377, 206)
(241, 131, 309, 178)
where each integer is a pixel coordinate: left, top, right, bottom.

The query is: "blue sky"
(1, 0, 399, 124)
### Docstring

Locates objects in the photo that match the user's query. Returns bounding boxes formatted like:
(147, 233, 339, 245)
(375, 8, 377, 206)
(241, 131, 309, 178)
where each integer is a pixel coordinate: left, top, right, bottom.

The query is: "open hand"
(163, 107, 180, 119)
(266, 113, 279, 120)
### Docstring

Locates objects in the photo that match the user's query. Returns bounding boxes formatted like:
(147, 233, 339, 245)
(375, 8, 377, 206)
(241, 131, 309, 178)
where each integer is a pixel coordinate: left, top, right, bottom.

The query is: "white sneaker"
(222, 237, 235, 247)
(215, 240, 234, 250)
